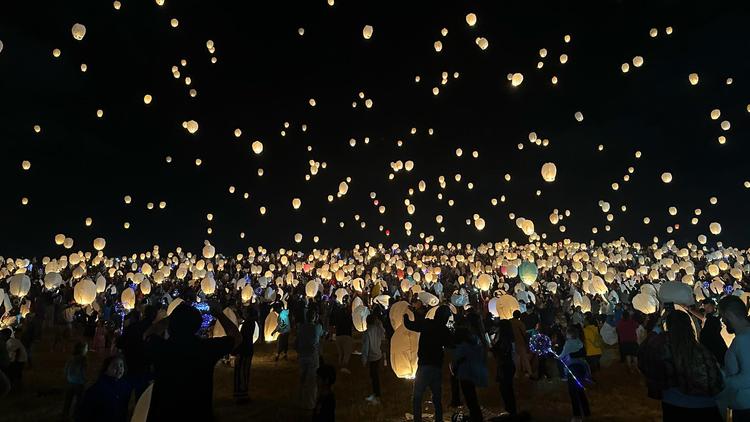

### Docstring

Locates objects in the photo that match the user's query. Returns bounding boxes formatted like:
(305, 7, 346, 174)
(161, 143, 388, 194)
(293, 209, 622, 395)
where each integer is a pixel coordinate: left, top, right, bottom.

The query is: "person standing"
(116, 305, 157, 399)
(145, 302, 241, 421)
(361, 313, 386, 405)
(403, 305, 452, 422)
(718, 295, 750, 421)
(452, 313, 488, 422)
(616, 310, 639, 372)
(640, 310, 724, 421)
(491, 319, 518, 417)
(272, 305, 291, 361)
(332, 298, 354, 374)
(77, 355, 132, 422)
(4, 328, 28, 389)
(583, 314, 603, 372)
(297, 308, 325, 410)
(233, 307, 257, 404)
(698, 299, 728, 367)
(559, 326, 591, 422)
(511, 311, 532, 377)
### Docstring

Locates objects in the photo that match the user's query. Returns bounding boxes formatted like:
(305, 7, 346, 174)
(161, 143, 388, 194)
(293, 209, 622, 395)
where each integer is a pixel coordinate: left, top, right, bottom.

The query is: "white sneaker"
(365, 394, 376, 402)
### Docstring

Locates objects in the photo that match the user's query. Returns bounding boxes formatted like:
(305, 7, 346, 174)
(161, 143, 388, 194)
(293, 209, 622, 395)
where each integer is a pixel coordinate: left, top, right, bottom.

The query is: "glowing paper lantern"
(574, 111, 584, 122)
(541, 162, 557, 182)
(185, 120, 199, 134)
(202, 242, 216, 258)
(472, 273, 490, 291)
(74, 278, 97, 305)
(292, 198, 301, 209)
(689, 73, 699, 85)
(632, 292, 658, 314)
(389, 301, 413, 332)
(475, 37, 489, 50)
(93, 238, 106, 251)
(352, 305, 370, 332)
(264, 311, 280, 342)
(96, 275, 106, 293)
(9, 274, 31, 297)
(511, 73, 523, 87)
(212, 308, 238, 338)
(390, 324, 419, 379)
(201, 276, 216, 295)
(338, 181, 349, 195)
(44, 272, 63, 290)
(709, 222, 722, 235)
(661, 172, 672, 183)
(362, 25, 373, 40)
(465, 13, 477, 26)
(305, 280, 319, 298)
(474, 218, 485, 231)
(121, 287, 135, 309)
(131, 384, 153, 422)
(55, 234, 66, 245)
(496, 295, 520, 320)
(252, 141, 263, 154)
(519, 261, 538, 285)
(241, 284, 254, 303)
(71, 23, 87, 41)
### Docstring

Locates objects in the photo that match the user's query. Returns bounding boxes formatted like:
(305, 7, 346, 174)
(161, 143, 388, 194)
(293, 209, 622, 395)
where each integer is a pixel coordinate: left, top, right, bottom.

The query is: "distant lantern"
(9, 274, 31, 297)
(668, 206, 678, 216)
(474, 218, 485, 231)
(292, 198, 301, 209)
(541, 162, 557, 182)
(721, 120, 731, 131)
(559, 54, 568, 64)
(294, 233, 303, 243)
(143, 94, 153, 104)
(621, 63, 630, 73)
(21, 160, 31, 170)
(71, 23, 87, 41)
(53, 48, 61, 57)
(55, 234, 66, 245)
(362, 25, 373, 39)
(202, 241, 216, 258)
(186, 120, 199, 134)
(170, 18, 179, 28)
(689, 73, 699, 85)
(338, 181, 349, 195)
(709, 222, 721, 235)
(124, 195, 132, 204)
(661, 172, 672, 183)
(201, 276, 216, 295)
(433, 41, 442, 52)
(466, 13, 477, 26)
(511, 73, 524, 87)
(633, 56, 644, 67)
(574, 111, 584, 122)
(85, 217, 93, 227)
(475, 37, 488, 50)
(251, 140, 264, 154)
(93, 237, 106, 251)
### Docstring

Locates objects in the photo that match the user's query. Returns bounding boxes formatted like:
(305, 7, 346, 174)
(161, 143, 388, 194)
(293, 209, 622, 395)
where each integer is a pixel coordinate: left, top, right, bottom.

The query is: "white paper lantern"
(74, 278, 97, 305)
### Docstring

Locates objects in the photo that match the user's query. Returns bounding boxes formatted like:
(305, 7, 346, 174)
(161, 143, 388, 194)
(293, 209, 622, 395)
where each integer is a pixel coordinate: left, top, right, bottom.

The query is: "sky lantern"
(689, 73, 699, 85)
(541, 162, 557, 182)
(474, 218, 485, 231)
(202, 241, 216, 258)
(73, 278, 97, 305)
(574, 111, 584, 122)
(252, 140, 263, 154)
(185, 120, 199, 134)
(362, 25, 373, 39)
(511, 73, 524, 87)
(93, 237, 106, 251)
(465, 13, 477, 26)
(21, 160, 31, 170)
(633, 56, 644, 67)
(475, 37, 488, 50)
(55, 234, 66, 245)
(709, 222, 721, 235)
(661, 172, 672, 183)
(121, 287, 135, 309)
(71, 23, 87, 41)
(143, 94, 152, 104)
(292, 198, 302, 209)
(294, 233, 303, 243)
(9, 274, 31, 297)
(338, 181, 349, 195)
(433, 41, 442, 52)
(710, 109, 721, 120)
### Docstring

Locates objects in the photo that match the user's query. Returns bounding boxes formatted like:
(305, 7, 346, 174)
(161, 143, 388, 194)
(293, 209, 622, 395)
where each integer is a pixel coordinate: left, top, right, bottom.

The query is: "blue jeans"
(413, 365, 442, 422)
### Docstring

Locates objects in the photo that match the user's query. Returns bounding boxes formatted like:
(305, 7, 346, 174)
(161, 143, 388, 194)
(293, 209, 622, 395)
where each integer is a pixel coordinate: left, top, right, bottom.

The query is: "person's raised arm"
(209, 301, 242, 350)
(143, 315, 170, 340)
(403, 313, 422, 332)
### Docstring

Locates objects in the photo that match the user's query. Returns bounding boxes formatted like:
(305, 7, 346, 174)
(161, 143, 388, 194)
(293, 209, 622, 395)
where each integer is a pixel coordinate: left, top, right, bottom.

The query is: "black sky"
(1, 0, 750, 257)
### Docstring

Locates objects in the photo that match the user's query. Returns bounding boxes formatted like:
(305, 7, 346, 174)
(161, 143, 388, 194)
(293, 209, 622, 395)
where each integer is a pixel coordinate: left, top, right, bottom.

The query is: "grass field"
(0, 330, 661, 422)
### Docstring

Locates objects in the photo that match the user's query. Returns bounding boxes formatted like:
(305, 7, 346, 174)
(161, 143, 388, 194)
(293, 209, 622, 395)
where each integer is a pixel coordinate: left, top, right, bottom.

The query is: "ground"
(0, 330, 661, 422)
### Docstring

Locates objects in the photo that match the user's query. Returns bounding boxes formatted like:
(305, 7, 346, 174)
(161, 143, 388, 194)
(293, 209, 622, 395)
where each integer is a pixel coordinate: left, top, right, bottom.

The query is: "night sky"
(2, 0, 750, 257)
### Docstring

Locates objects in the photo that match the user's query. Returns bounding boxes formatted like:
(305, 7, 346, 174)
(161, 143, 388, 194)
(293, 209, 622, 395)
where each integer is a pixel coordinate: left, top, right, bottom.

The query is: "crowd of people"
(0, 239, 749, 421)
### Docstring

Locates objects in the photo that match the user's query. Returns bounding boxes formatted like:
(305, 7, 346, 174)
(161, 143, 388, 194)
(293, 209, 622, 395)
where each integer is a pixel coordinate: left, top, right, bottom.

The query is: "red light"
(385, 229, 390, 236)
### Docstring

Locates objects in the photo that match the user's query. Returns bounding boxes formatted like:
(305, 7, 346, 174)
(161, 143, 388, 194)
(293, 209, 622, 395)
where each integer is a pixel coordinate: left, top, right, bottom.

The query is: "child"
(312, 364, 336, 422)
(62, 342, 88, 419)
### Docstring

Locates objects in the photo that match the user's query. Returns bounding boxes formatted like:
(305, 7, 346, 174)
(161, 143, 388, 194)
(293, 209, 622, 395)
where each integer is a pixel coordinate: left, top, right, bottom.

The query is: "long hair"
(665, 311, 697, 378)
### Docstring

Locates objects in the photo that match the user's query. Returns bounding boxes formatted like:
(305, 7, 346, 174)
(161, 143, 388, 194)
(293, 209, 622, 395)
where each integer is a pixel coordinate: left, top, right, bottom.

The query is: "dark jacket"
(403, 305, 452, 368)
(699, 314, 727, 367)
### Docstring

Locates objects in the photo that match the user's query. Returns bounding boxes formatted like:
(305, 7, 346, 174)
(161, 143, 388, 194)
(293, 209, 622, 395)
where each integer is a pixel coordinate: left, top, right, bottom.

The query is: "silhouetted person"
(145, 302, 241, 421)
(77, 355, 131, 422)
